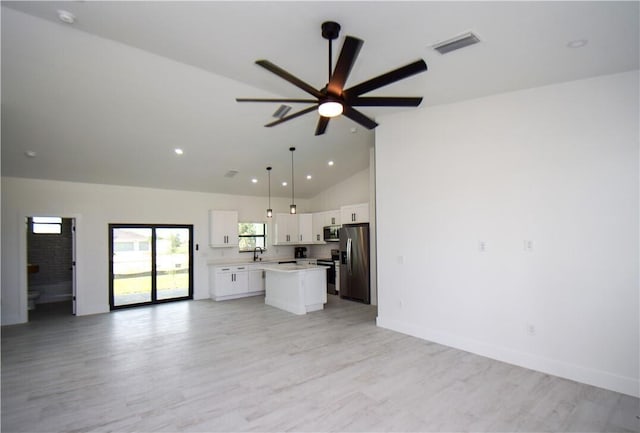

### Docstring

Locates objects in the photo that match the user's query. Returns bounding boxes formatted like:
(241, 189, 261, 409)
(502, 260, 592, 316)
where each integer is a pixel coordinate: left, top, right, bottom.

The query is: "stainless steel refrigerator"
(339, 223, 370, 304)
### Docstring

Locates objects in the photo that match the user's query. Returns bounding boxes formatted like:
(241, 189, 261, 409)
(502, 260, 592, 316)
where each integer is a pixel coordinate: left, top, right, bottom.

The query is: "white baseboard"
(376, 316, 639, 398)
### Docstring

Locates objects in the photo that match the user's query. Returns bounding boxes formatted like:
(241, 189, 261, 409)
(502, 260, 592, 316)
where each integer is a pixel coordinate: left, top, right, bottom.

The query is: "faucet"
(253, 246, 263, 262)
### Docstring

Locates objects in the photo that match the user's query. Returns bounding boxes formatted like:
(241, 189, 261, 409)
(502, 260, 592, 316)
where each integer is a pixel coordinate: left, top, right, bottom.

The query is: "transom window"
(32, 216, 62, 234)
(238, 223, 266, 252)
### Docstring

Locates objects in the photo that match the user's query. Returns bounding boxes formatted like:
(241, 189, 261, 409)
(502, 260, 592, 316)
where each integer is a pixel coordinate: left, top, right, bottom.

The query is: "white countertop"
(259, 263, 328, 273)
(207, 257, 320, 266)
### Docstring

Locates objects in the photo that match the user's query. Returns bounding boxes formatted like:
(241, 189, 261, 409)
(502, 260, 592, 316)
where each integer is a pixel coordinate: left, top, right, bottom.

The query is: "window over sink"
(238, 222, 266, 252)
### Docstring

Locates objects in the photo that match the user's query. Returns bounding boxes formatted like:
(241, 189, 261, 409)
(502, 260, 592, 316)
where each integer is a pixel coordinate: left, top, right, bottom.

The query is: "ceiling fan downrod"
(321, 21, 341, 84)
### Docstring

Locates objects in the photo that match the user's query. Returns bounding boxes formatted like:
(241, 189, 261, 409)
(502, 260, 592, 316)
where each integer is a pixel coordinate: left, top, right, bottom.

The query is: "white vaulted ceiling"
(2, 1, 638, 198)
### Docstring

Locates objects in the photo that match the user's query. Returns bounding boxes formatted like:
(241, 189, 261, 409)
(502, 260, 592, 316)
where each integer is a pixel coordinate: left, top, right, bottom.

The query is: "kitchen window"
(238, 222, 266, 252)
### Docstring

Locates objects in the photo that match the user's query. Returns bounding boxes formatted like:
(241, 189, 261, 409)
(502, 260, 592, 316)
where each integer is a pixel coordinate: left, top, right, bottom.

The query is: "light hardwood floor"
(2, 295, 638, 432)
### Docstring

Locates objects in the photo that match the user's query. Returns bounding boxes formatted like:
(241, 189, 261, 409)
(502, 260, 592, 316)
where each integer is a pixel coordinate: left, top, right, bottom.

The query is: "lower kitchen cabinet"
(248, 267, 265, 293)
(209, 264, 265, 301)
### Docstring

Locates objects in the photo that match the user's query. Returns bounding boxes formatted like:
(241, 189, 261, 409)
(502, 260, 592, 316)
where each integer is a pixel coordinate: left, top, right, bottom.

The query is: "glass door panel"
(155, 228, 190, 301)
(110, 224, 193, 310)
(112, 228, 152, 307)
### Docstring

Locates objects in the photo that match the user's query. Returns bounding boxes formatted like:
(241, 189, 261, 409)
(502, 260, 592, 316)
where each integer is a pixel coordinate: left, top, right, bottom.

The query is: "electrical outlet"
(397, 255, 404, 265)
(526, 323, 536, 336)
(478, 241, 487, 252)
(524, 240, 534, 252)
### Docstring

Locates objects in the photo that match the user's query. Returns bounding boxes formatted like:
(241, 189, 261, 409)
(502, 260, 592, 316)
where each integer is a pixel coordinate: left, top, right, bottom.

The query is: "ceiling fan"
(236, 21, 428, 136)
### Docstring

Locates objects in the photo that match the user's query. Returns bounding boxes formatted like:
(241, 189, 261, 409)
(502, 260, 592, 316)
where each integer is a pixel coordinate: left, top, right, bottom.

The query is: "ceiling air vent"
(224, 170, 239, 178)
(432, 32, 480, 55)
(273, 104, 292, 119)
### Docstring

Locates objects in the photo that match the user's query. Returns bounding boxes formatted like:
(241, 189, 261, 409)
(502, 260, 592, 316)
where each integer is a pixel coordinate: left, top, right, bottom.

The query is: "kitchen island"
(260, 263, 327, 315)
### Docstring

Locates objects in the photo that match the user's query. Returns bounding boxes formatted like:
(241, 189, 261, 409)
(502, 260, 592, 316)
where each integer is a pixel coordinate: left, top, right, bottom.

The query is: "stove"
(317, 250, 340, 295)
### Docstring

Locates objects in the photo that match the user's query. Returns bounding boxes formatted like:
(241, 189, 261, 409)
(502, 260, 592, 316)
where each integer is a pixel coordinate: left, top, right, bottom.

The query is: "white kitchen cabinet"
(274, 213, 299, 244)
(326, 209, 340, 226)
(297, 213, 313, 243)
(341, 203, 369, 224)
(210, 265, 248, 300)
(208, 210, 238, 247)
(248, 266, 265, 293)
(311, 211, 327, 243)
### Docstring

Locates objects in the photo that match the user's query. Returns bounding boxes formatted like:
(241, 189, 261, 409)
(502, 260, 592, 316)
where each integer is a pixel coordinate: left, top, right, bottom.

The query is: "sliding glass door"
(109, 224, 193, 309)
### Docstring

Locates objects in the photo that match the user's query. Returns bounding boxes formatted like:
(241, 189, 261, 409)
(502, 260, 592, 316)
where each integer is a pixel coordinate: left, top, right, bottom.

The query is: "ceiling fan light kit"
(318, 100, 343, 117)
(237, 21, 427, 136)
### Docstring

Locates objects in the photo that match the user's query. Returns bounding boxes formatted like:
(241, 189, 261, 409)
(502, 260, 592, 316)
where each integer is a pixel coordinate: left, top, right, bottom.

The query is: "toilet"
(28, 291, 40, 310)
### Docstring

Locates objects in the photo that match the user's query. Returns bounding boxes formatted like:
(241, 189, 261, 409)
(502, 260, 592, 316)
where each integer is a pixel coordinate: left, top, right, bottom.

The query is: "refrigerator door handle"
(347, 238, 352, 275)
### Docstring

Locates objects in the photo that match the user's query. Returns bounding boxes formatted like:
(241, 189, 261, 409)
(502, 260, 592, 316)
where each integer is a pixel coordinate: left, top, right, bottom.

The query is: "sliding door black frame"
(109, 223, 194, 310)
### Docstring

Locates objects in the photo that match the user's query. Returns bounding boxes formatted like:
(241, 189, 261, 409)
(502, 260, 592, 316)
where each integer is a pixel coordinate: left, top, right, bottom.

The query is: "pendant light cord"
(290, 148, 295, 206)
(268, 168, 271, 209)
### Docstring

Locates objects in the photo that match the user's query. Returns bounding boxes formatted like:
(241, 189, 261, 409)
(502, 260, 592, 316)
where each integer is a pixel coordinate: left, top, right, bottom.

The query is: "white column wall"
(375, 71, 639, 397)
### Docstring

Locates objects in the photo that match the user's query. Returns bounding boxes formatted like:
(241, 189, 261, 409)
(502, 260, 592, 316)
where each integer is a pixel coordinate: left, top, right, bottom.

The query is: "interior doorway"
(26, 216, 76, 321)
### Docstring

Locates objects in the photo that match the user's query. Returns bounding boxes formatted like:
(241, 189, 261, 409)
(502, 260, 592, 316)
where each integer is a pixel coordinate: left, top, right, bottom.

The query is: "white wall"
(306, 167, 370, 213)
(1, 177, 308, 325)
(375, 70, 639, 397)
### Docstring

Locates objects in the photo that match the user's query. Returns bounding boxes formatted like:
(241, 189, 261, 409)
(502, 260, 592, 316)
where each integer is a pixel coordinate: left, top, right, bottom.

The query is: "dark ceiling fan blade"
(264, 105, 317, 127)
(348, 96, 423, 107)
(255, 60, 324, 99)
(343, 59, 428, 98)
(236, 98, 318, 103)
(342, 105, 378, 130)
(327, 36, 363, 96)
(315, 116, 330, 136)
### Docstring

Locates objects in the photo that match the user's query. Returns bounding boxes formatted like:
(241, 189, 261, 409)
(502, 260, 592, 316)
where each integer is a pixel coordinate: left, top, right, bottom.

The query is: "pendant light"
(266, 166, 273, 218)
(289, 147, 296, 214)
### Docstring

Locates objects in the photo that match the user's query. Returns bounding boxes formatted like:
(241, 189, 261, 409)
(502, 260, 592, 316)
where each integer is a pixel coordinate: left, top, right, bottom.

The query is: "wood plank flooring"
(2, 295, 638, 432)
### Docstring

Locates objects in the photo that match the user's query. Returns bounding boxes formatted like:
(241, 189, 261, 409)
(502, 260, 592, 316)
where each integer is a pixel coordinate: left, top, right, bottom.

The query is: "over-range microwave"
(323, 225, 341, 242)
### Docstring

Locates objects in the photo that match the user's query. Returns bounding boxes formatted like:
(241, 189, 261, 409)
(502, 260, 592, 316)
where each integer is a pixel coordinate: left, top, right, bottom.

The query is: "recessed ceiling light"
(57, 10, 76, 24)
(25, 150, 36, 158)
(251, 178, 258, 184)
(567, 39, 588, 49)
(174, 148, 184, 155)
(282, 181, 288, 186)
(306, 175, 312, 180)
(328, 161, 334, 166)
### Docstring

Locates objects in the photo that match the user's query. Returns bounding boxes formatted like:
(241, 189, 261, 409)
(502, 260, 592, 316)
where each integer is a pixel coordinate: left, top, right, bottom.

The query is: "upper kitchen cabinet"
(208, 210, 239, 248)
(273, 213, 299, 245)
(326, 210, 340, 226)
(311, 211, 327, 243)
(341, 203, 369, 224)
(297, 213, 314, 243)
(311, 210, 340, 243)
